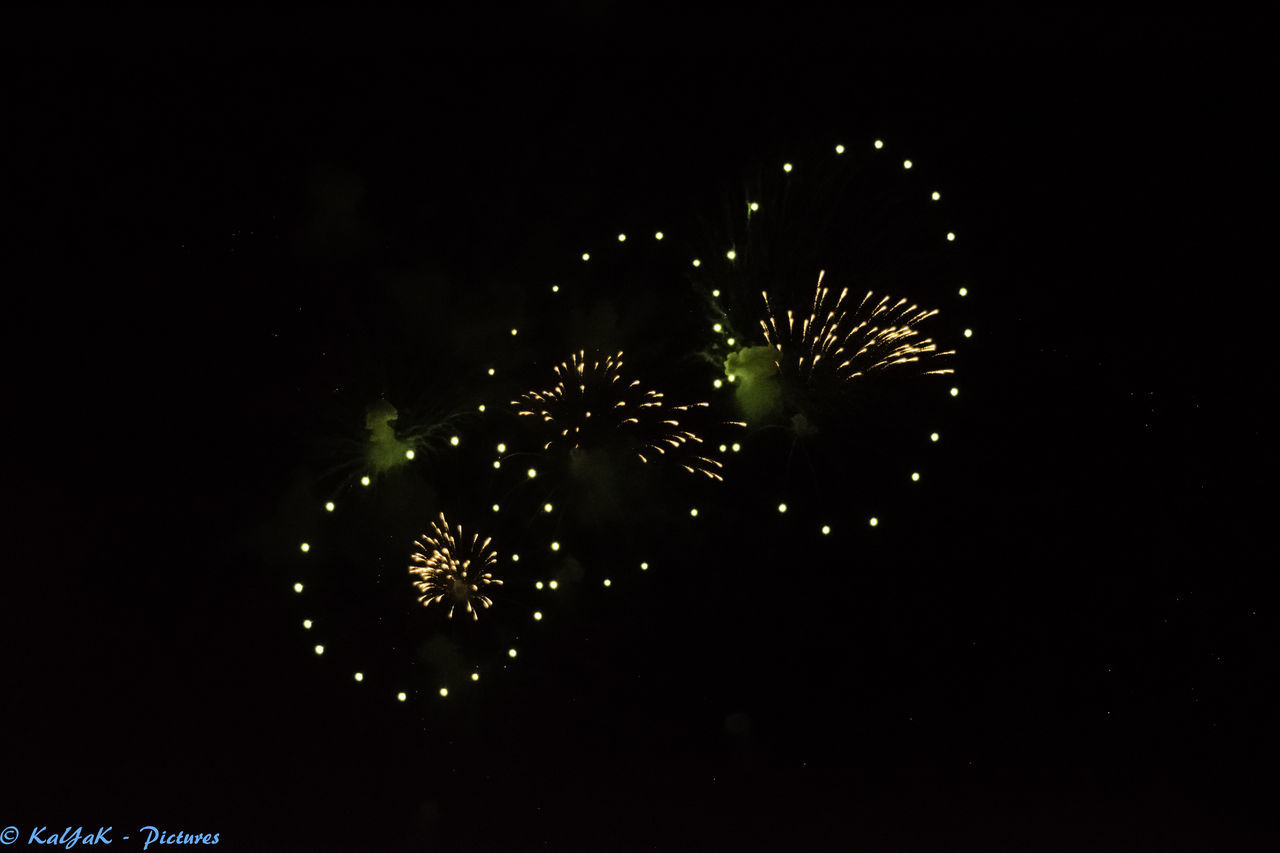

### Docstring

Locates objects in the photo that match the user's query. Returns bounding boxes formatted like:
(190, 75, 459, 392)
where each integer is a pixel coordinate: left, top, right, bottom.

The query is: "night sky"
(2, 9, 1273, 852)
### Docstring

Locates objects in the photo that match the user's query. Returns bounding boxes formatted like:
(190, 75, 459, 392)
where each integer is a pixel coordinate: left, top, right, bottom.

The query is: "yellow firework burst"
(513, 349, 732, 481)
(761, 271, 955, 385)
(409, 513, 503, 620)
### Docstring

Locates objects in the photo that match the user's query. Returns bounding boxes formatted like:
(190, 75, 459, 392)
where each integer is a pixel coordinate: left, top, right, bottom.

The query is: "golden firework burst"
(409, 513, 503, 620)
(514, 350, 734, 481)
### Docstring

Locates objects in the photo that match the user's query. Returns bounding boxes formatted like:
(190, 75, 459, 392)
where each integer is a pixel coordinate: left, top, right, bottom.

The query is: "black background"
(1, 8, 1272, 851)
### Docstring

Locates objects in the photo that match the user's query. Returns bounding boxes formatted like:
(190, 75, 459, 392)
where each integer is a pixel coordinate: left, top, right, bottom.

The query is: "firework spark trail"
(761, 271, 955, 385)
(409, 513, 503, 620)
(514, 350, 740, 481)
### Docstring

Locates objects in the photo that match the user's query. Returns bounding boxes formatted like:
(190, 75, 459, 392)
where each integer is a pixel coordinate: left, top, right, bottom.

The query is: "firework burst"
(513, 349, 734, 481)
(759, 271, 955, 388)
(409, 513, 503, 620)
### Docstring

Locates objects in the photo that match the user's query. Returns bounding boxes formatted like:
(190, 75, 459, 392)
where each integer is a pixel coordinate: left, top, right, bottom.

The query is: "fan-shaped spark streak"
(761, 271, 955, 384)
